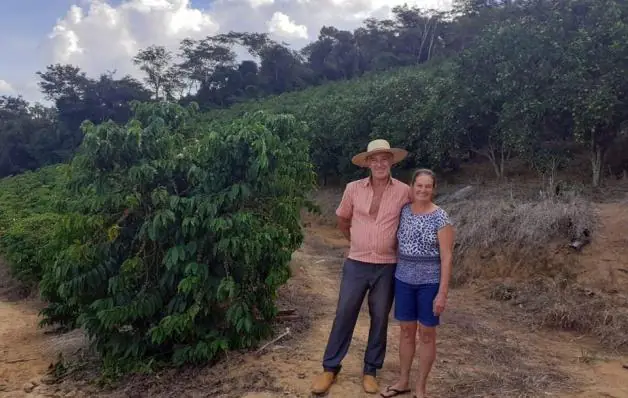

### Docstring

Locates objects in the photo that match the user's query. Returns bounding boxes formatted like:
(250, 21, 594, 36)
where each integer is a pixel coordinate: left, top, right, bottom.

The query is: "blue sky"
(0, 0, 210, 99)
(0, 1, 76, 85)
(0, 0, 451, 103)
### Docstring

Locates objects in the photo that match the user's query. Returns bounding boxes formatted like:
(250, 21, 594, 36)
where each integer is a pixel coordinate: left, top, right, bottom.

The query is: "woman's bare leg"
(381, 322, 416, 397)
(415, 325, 436, 398)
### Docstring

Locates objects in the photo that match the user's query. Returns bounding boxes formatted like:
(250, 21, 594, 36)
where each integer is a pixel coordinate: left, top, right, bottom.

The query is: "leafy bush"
(0, 165, 70, 284)
(0, 164, 69, 225)
(39, 102, 316, 372)
(1, 213, 64, 284)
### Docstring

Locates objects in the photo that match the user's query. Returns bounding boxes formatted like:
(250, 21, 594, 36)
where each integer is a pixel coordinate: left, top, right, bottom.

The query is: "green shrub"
(1, 213, 63, 284)
(39, 101, 316, 373)
(0, 164, 70, 284)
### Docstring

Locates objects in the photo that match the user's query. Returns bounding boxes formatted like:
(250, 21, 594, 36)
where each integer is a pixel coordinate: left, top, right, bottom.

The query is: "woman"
(381, 169, 455, 398)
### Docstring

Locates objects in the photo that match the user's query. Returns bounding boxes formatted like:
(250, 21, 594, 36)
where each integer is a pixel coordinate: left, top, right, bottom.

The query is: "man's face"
(368, 152, 393, 180)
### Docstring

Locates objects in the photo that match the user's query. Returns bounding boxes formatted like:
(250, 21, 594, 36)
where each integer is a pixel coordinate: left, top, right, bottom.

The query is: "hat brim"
(351, 148, 408, 168)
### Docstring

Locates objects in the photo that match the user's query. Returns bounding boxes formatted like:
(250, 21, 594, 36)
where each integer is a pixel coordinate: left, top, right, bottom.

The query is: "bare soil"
(0, 203, 627, 398)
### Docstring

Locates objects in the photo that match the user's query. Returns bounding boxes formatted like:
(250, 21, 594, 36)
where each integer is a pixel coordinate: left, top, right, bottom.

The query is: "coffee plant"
(38, 101, 316, 371)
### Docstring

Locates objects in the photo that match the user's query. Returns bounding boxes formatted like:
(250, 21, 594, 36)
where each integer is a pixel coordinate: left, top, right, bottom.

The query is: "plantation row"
(205, 0, 628, 188)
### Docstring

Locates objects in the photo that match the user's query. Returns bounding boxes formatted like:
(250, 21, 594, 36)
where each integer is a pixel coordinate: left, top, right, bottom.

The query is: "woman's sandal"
(380, 386, 411, 397)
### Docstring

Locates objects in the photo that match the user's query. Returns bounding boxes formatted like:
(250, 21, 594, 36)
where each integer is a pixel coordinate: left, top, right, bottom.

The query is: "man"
(311, 139, 412, 395)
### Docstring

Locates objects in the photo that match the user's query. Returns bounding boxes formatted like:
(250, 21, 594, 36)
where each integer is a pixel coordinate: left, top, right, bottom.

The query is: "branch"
(255, 327, 291, 356)
(0, 358, 36, 364)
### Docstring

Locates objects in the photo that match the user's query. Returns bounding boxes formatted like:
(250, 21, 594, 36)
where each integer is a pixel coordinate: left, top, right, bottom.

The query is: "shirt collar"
(362, 175, 395, 187)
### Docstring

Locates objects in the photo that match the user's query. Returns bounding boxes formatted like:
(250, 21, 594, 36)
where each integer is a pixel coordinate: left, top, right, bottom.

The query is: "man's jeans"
(322, 258, 396, 376)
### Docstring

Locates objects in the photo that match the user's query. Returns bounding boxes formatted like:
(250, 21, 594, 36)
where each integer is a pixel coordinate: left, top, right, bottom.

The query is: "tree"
(552, 0, 628, 187)
(0, 96, 59, 177)
(451, 11, 564, 179)
(35, 65, 152, 160)
(133, 45, 180, 101)
(391, 5, 445, 64)
(177, 37, 237, 95)
(37, 64, 90, 102)
(302, 26, 359, 82)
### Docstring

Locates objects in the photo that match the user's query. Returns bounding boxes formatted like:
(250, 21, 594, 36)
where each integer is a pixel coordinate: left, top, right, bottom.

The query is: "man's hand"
(433, 292, 447, 316)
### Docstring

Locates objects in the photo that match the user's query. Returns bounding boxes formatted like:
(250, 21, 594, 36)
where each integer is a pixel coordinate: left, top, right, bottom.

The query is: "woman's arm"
(437, 225, 455, 296)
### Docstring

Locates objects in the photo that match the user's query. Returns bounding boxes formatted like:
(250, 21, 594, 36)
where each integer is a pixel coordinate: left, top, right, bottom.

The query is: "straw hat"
(351, 139, 408, 168)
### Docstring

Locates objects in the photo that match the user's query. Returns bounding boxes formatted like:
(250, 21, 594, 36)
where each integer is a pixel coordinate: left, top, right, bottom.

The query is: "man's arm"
(335, 183, 354, 242)
(337, 216, 351, 241)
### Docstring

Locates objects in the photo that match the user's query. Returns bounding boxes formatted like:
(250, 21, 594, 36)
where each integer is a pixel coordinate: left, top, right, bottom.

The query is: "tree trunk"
(591, 144, 604, 188)
(417, 18, 431, 63)
(491, 159, 503, 179)
(473, 146, 503, 179)
(427, 19, 439, 61)
(498, 141, 508, 180)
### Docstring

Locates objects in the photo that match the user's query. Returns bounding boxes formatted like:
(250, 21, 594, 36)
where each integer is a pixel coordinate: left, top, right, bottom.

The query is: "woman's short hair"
(411, 168, 437, 188)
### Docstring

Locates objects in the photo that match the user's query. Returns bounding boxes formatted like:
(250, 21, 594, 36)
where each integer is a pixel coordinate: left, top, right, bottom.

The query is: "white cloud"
(0, 79, 15, 95)
(45, 0, 220, 78)
(248, 0, 274, 7)
(29, 0, 453, 99)
(267, 12, 308, 39)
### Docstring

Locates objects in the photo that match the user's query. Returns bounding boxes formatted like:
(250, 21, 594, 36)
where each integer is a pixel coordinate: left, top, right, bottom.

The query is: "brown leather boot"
(311, 371, 336, 394)
(363, 374, 379, 394)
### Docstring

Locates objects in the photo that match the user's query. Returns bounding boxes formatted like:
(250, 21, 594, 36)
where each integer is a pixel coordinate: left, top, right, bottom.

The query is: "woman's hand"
(433, 292, 447, 316)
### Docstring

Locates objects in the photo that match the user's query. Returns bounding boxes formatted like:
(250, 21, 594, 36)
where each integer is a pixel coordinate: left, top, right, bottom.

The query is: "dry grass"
(442, 189, 595, 285)
(445, 192, 594, 257)
(310, 184, 594, 245)
(488, 278, 628, 351)
(435, 308, 573, 397)
(442, 367, 570, 398)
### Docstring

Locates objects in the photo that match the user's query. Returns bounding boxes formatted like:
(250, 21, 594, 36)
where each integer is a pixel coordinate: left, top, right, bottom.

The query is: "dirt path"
(0, 300, 50, 395)
(0, 298, 85, 398)
(0, 205, 627, 397)
(238, 223, 628, 398)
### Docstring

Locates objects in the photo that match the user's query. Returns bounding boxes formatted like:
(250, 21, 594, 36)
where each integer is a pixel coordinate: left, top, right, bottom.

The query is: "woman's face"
(412, 174, 435, 202)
